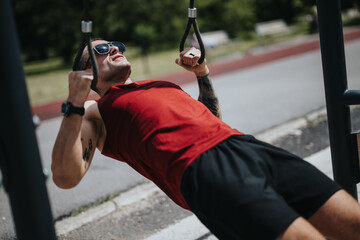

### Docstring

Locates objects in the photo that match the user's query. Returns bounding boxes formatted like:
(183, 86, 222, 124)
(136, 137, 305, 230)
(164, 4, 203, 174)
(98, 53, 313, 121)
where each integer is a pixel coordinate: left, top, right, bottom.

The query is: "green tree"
(17, 0, 357, 63)
(13, 0, 82, 63)
(223, 0, 256, 36)
(194, 0, 255, 38)
(253, 0, 307, 23)
(13, 0, 51, 61)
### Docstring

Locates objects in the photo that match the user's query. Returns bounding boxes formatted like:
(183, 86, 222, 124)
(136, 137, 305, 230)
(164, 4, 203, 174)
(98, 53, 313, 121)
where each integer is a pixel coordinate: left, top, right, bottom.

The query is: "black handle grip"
(179, 0, 205, 64)
(72, 0, 99, 92)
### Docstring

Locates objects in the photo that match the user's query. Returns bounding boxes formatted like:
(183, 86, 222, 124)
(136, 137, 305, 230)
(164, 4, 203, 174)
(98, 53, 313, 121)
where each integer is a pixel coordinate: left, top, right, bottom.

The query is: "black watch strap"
(61, 101, 85, 117)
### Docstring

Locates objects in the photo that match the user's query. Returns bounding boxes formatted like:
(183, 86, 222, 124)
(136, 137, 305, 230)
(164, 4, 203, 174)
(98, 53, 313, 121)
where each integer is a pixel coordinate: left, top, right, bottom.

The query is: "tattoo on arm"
(82, 138, 93, 169)
(197, 74, 222, 119)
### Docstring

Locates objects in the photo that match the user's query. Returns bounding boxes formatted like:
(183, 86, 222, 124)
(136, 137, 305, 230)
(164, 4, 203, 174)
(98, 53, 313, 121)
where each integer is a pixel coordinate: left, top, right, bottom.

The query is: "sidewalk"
(32, 27, 360, 121)
(57, 107, 324, 238)
(54, 105, 360, 239)
(141, 147, 358, 240)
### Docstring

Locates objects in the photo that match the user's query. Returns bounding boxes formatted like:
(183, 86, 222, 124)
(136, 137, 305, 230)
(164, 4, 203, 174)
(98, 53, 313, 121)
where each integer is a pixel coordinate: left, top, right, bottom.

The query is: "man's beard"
(108, 63, 132, 83)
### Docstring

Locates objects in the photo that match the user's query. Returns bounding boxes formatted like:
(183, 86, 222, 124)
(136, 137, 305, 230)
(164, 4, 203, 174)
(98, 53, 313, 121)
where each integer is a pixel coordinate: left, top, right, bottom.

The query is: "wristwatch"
(61, 101, 85, 117)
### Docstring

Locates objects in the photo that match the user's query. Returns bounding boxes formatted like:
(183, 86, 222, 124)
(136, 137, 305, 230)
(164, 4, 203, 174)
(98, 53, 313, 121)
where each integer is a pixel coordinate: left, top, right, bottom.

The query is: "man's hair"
(72, 37, 104, 71)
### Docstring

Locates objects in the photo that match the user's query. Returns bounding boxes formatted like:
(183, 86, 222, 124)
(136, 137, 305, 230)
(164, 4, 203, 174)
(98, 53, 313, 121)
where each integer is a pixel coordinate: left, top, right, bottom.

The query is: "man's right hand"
(67, 70, 93, 107)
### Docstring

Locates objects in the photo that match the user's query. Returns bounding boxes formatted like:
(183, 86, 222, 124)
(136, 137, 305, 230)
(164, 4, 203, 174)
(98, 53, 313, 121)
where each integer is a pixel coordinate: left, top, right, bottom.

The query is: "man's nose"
(109, 45, 119, 55)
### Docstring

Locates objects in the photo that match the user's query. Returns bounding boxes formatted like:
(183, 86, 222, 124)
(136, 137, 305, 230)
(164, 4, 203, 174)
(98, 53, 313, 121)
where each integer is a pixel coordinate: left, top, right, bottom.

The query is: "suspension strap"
(72, 0, 98, 92)
(179, 0, 205, 64)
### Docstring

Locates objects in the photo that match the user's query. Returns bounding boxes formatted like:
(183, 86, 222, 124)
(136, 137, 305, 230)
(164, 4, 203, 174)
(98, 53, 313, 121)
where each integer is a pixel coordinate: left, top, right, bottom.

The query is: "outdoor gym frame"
(0, 0, 56, 239)
(0, 0, 359, 238)
(316, 0, 360, 199)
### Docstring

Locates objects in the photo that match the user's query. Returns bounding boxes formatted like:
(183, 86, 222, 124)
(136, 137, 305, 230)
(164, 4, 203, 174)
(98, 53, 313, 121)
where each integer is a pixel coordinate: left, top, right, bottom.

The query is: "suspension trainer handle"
(179, 1, 206, 64)
(82, 21, 98, 91)
(72, 0, 99, 92)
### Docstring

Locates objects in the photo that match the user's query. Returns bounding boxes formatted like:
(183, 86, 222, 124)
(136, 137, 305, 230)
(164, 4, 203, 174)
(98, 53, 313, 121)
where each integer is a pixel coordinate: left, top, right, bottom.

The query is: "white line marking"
(144, 215, 210, 240)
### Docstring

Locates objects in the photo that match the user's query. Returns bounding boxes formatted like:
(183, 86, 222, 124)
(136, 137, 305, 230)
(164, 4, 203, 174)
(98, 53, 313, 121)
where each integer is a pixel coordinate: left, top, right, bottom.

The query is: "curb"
(55, 181, 161, 236)
(55, 107, 329, 237)
(255, 107, 327, 143)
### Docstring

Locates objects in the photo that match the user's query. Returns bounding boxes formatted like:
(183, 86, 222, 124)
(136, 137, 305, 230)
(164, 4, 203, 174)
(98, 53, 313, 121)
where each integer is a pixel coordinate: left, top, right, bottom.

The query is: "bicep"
(80, 119, 100, 172)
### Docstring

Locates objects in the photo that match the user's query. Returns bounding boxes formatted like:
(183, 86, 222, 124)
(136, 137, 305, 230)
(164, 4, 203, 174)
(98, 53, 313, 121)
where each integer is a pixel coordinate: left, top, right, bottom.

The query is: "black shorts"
(181, 135, 341, 240)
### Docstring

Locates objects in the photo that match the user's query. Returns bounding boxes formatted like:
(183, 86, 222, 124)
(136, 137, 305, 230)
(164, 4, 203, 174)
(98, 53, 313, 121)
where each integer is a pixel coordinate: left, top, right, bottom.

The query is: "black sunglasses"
(83, 41, 126, 69)
(93, 41, 126, 54)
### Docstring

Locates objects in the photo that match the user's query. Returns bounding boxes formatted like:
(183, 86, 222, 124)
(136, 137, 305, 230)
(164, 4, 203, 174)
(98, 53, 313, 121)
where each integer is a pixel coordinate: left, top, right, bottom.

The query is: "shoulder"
(84, 100, 101, 120)
(83, 100, 106, 150)
(83, 100, 104, 132)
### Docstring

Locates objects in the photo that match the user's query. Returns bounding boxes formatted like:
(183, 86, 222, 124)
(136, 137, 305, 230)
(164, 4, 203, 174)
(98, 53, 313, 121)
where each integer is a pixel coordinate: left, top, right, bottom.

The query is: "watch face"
(61, 101, 84, 117)
(61, 102, 69, 116)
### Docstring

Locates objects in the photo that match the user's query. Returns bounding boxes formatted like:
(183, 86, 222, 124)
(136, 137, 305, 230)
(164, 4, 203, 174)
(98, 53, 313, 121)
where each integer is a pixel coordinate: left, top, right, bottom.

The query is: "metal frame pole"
(316, 0, 358, 198)
(0, 0, 56, 238)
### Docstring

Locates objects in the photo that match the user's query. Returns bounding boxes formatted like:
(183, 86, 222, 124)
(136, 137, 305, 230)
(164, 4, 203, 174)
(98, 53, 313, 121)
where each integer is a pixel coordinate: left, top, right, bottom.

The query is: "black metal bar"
(316, 0, 358, 198)
(0, 0, 56, 239)
(344, 90, 360, 106)
(350, 133, 360, 183)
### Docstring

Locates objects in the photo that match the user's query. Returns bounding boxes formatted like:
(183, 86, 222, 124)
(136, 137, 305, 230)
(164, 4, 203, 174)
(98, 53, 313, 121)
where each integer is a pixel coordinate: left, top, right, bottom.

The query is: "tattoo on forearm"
(197, 74, 222, 119)
(82, 138, 93, 169)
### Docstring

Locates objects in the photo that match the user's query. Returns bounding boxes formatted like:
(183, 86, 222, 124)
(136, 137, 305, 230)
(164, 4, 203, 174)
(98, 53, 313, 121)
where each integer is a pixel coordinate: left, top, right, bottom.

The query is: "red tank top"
(97, 80, 243, 209)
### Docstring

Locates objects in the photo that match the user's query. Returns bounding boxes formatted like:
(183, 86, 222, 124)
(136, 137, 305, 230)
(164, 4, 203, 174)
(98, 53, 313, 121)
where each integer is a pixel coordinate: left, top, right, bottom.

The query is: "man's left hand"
(175, 47, 209, 77)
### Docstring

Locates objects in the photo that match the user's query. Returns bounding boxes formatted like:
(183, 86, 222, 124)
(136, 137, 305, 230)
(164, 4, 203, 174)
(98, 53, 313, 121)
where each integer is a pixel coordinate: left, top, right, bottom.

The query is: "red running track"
(32, 27, 360, 121)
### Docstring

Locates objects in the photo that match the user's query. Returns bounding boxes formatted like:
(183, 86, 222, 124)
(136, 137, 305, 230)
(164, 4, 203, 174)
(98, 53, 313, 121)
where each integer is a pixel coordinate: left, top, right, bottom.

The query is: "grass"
(24, 16, 315, 106)
(26, 69, 71, 105)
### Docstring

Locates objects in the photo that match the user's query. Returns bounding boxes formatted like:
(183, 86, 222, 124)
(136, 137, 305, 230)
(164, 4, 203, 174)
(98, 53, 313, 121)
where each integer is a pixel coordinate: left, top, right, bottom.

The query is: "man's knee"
(309, 189, 360, 239)
(276, 217, 325, 240)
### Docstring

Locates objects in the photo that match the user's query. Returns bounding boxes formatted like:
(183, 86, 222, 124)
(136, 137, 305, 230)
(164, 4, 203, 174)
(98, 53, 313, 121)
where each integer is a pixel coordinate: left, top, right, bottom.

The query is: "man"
(52, 39, 360, 239)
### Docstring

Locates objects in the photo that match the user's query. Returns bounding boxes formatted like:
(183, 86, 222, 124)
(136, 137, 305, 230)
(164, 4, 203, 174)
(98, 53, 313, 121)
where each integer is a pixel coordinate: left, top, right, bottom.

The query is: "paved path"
(53, 109, 360, 239)
(183, 37, 360, 134)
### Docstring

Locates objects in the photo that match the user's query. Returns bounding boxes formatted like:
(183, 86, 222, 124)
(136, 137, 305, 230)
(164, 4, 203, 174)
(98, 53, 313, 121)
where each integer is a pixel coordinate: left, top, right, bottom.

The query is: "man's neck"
(124, 78, 133, 85)
(98, 78, 133, 97)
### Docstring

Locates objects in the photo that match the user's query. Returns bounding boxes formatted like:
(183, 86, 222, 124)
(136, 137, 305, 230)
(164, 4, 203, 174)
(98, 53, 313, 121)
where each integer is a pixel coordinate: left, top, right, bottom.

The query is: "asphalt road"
(1, 36, 360, 238)
(184, 39, 360, 135)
